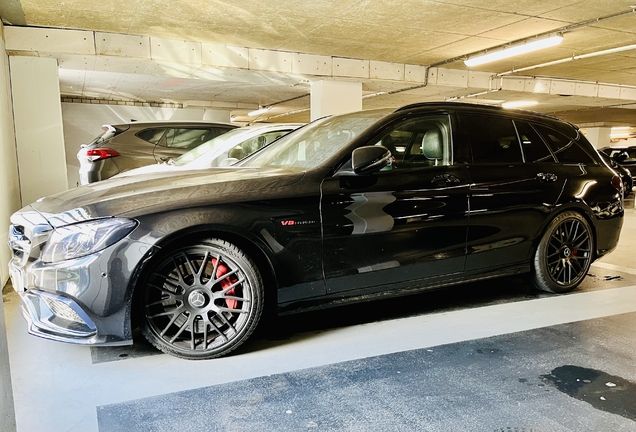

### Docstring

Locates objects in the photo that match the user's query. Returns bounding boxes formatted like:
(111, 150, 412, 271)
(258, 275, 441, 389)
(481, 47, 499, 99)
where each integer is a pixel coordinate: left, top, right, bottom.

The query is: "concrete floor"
(3, 206, 636, 432)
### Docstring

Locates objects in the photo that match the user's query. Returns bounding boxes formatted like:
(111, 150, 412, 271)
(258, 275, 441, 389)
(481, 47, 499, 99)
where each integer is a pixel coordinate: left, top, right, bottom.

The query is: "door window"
(460, 114, 523, 164)
(374, 115, 452, 170)
(162, 128, 217, 149)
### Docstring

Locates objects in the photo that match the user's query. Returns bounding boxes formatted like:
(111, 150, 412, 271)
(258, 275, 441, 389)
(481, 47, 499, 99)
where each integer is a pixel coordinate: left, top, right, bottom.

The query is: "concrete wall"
(0, 20, 19, 432)
(62, 103, 229, 187)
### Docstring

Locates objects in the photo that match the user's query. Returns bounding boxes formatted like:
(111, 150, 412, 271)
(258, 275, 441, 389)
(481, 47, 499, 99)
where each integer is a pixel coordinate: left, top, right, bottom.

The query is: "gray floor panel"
(97, 312, 636, 432)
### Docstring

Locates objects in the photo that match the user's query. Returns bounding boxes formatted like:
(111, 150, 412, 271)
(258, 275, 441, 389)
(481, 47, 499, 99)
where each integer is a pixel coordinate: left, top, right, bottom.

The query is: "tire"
(139, 238, 264, 360)
(529, 211, 593, 293)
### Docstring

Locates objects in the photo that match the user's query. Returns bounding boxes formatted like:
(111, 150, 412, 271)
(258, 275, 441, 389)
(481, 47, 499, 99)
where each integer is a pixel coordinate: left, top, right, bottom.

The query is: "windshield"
(173, 128, 254, 166)
(239, 109, 391, 169)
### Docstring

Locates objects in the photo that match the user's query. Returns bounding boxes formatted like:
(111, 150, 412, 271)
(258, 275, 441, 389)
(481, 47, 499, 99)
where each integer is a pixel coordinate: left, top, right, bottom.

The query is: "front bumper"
(8, 210, 155, 346)
(18, 290, 100, 344)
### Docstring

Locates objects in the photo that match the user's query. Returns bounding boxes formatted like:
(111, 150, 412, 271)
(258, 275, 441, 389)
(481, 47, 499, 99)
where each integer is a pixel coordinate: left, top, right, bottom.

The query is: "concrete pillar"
(10, 56, 67, 205)
(310, 80, 362, 122)
(584, 127, 611, 149)
(0, 22, 18, 432)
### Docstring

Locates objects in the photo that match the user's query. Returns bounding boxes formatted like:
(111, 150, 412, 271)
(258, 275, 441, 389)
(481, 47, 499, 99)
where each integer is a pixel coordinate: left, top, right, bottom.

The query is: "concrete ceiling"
(4, 0, 636, 126)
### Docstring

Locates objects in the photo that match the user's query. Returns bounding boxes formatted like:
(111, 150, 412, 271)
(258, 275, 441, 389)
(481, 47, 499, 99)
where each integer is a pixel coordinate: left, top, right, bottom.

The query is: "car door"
(320, 113, 471, 295)
(457, 113, 567, 272)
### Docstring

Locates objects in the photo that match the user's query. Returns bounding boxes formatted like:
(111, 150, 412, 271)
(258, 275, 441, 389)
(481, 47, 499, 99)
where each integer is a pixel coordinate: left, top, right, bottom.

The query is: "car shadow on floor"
(90, 270, 635, 363)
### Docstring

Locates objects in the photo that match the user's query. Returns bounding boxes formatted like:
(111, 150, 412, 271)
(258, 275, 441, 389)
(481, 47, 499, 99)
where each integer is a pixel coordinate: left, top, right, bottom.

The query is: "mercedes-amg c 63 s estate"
(9, 103, 625, 359)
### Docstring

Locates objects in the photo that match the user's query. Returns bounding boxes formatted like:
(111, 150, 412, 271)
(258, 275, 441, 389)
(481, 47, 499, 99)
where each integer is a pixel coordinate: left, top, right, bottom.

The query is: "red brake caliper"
(211, 258, 239, 309)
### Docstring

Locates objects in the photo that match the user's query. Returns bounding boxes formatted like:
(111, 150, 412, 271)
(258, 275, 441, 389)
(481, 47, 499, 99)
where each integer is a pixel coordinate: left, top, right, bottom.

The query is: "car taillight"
(611, 174, 623, 192)
(85, 148, 120, 162)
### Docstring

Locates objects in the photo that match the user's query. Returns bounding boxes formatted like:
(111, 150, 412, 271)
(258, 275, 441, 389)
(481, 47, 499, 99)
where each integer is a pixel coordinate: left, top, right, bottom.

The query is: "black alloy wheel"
(530, 211, 593, 293)
(140, 239, 263, 359)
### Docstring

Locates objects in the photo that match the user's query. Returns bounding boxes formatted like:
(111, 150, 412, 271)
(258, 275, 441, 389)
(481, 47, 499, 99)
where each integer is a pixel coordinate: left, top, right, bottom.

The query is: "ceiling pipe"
(437, 7, 636, 68)
(497, 43, 636, 77)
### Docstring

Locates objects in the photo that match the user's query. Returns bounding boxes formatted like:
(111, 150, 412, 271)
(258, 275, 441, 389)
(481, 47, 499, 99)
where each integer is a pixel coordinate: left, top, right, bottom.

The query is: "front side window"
(373, 115, 452, 169)
(460, 114, 523, 164)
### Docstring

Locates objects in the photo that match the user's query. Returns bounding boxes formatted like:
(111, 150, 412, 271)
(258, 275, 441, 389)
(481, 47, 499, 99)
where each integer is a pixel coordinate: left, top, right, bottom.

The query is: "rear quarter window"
(136, 128, 168, 144)
(533, 124, 595, 164)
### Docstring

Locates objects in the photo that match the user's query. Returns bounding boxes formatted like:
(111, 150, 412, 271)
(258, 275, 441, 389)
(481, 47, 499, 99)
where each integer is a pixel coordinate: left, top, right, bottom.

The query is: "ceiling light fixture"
(247, 106, 270, 117)
(501, 101, 538, 109)
(464, 35, 564, 67)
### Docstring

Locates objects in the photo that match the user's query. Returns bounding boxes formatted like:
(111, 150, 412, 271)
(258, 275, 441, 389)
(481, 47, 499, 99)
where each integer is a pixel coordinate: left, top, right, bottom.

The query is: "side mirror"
(351, 146, 391, 175)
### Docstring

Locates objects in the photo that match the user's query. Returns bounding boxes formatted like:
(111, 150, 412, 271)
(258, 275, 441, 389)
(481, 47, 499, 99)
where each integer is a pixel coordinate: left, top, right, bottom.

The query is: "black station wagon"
(8, 103, 625, 359)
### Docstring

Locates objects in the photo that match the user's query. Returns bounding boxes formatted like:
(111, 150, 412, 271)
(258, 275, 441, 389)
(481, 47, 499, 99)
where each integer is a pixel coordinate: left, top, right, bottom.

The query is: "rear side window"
(513, 121, 555, 163)
(136, 128, 168, 144)
(460, 114, 523, 163)
(533, 125, 595, 164)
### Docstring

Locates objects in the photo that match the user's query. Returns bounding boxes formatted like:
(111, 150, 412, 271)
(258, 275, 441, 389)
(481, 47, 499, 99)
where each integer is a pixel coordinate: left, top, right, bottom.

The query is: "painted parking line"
(591, 261, 636, 276)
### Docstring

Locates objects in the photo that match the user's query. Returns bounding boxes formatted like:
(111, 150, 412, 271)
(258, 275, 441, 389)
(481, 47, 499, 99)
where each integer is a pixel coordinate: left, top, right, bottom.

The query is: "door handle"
(431, 174, 461, 184)
(536, 172, 558, 183)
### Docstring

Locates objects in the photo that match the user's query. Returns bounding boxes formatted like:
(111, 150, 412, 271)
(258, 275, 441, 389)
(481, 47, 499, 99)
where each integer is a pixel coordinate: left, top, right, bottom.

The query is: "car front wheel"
(530, 211, 593, 293)
(140, 238, 264, 360)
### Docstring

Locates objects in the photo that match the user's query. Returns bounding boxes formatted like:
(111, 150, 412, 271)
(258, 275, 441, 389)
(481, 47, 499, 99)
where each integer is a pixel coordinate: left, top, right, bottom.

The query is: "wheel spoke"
(148, 282, 180, 297)
(215, 312, 238, 334)
(196, 252, 211, 278)
(214, 267, 239, 284)
(160, 309, 185, 336)
(181, 253, 197, 281)
(169, 314, 191, 344)
(219, 277, 245, 295)
(217, 306, 248, 314)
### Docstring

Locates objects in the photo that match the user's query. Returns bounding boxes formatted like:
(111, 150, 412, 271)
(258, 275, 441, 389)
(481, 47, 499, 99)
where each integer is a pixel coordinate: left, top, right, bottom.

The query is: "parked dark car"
(9, 103, 625, 360)
(599, 150, 633, 197)
(600, 145, 636, 178)
(77, 121, 237, 184)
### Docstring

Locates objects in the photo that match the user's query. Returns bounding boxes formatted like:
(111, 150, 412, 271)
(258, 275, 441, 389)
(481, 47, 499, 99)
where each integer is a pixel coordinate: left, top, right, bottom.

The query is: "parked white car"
(113, 123, 303, 178)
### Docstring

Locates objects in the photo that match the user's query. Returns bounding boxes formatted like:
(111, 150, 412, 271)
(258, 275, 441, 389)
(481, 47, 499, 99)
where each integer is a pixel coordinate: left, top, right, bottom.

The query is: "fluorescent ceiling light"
(502, 101, 538, 109)
(248, 107, 270, 117)
(611, 126, 630, 131)
(464, 35, 564, 67)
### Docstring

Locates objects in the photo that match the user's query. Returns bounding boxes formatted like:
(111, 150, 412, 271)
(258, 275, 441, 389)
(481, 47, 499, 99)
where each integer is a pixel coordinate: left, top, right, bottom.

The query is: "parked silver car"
(114, 123, 304, 178)
(77, 121, 237, 184)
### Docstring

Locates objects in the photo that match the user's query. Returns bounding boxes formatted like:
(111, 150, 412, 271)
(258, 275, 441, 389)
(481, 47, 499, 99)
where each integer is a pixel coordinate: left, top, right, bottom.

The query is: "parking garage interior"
(3, 1, 636, 431)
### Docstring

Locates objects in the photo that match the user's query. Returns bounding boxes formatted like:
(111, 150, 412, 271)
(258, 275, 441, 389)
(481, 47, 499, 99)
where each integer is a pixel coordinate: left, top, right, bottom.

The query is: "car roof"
(107, 120, 238, 128)
(396, 101, 575, 125)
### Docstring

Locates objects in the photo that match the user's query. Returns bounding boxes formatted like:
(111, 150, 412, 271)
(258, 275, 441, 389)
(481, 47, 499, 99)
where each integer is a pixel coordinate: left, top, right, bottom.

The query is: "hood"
(28, 167, 305, 227)
(112, 163, 177, 177)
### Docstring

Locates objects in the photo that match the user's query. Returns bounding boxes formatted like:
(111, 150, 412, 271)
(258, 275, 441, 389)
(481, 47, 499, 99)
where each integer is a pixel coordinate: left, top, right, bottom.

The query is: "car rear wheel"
(140, 239, 263, 360)
(530, 211, 593, 293)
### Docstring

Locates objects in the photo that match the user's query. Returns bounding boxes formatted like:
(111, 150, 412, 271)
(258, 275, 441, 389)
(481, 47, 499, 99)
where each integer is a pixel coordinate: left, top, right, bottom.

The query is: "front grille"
(8, 224, 31, 266)
(8, 214, 52, 268)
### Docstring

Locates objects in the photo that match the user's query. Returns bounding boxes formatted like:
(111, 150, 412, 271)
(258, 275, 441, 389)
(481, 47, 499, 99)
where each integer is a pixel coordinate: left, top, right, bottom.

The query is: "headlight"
(41, 218, 137, 263)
